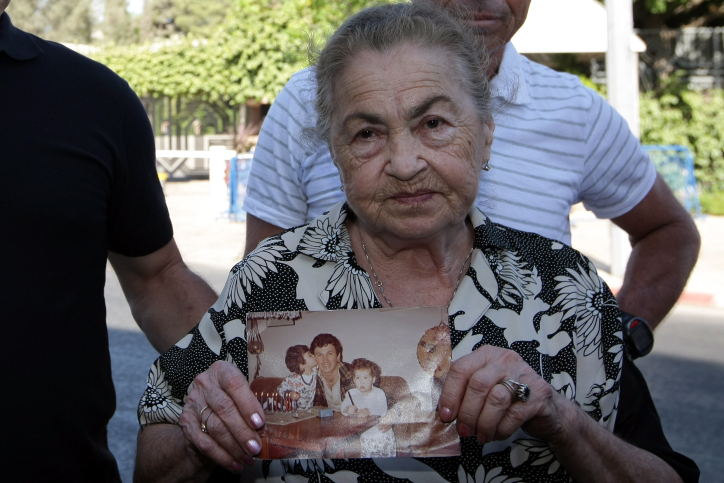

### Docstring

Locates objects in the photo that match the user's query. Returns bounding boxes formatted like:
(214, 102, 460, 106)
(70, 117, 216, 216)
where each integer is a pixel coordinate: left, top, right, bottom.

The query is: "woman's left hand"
(438, 345, 571, 445)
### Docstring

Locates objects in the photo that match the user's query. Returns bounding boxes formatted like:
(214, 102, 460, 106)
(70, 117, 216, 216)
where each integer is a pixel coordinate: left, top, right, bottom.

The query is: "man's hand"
(612, 174, 701, 329)
(108, 238, 217, 352)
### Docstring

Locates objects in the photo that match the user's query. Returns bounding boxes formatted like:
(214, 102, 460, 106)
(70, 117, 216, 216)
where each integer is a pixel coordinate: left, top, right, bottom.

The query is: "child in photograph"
(277, 345, 317, 410)
(341, 358, 397, 458)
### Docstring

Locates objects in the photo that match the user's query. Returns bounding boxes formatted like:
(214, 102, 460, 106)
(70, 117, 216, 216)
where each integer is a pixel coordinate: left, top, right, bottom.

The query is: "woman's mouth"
(392, 191, 435, 204)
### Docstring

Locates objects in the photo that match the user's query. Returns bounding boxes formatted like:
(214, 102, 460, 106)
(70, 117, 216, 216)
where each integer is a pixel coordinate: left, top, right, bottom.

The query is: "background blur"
(8, 1, 724, 481)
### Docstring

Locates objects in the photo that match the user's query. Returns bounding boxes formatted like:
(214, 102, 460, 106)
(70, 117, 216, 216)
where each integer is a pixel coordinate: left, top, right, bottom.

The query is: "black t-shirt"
(0, 13, 172, 482)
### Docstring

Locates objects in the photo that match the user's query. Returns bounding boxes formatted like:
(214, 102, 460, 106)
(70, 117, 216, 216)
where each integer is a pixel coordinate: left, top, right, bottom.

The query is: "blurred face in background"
(435, 0, 531, 54)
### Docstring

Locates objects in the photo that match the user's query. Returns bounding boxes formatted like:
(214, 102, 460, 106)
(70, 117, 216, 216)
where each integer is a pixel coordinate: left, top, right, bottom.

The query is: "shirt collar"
(296, 201, 513, 263)
(489, 42, 531, 106)
(0, 12, 43, 61)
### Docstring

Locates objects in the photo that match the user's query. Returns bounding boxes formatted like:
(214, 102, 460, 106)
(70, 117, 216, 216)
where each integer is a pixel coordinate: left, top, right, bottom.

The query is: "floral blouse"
(138, 202, 623, 482)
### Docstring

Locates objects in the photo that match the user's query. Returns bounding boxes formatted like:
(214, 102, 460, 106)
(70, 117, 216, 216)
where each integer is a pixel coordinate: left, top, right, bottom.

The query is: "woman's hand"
(290, 391, 301, 401)
(178, 360, 265, 474)
(438, 345, 571, 446)
(345, 405, 359, 415)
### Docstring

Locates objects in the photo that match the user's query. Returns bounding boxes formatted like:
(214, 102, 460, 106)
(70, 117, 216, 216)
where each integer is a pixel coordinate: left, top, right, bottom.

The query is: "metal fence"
(643, 145, 702, 216)
(637, 27, 724, 89)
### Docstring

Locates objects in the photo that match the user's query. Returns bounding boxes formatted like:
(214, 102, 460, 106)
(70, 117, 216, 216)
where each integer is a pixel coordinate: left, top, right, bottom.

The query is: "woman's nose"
(385, 130, 427, 180)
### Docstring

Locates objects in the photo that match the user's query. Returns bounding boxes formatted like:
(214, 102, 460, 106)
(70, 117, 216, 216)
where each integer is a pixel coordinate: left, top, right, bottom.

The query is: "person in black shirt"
(0, 1, 218, 480)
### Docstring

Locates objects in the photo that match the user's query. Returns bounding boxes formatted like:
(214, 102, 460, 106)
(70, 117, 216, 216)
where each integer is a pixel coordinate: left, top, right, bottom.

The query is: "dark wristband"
(621, 311, 654, 360)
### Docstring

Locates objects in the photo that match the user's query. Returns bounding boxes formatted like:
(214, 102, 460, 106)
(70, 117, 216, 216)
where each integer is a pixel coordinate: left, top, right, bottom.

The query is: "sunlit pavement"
(106, 181, 724, 482)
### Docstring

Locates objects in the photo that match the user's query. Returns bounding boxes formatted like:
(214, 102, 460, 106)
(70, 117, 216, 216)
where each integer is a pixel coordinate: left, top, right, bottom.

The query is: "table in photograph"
(257, 410, 461, 460)
(258, 411, 377, 459)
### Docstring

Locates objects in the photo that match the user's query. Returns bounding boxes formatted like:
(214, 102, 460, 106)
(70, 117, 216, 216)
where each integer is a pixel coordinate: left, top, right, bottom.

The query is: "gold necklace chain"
(361, 242, 474, 308)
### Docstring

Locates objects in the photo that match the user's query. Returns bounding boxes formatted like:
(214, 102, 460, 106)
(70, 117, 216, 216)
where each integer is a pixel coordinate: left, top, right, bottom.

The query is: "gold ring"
(200, 405, 211, 433)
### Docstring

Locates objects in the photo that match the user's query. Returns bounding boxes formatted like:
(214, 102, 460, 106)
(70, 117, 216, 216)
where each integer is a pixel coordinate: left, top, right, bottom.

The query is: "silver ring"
(200, 405, 211, 433)
(502, 379, 531, 402)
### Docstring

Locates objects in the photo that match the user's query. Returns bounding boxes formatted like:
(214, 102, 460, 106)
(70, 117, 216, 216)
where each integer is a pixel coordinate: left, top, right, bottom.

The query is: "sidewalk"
(570, 205, 724, 310)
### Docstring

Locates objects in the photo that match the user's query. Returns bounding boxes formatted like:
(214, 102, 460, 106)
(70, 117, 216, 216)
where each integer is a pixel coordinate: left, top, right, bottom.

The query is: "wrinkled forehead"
(331, 44, 469, 121)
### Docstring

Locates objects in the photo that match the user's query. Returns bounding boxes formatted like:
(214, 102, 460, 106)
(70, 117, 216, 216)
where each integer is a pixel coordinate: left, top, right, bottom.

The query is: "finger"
(454, 364, 507, 438)
(178, 403, 251, 474)
(438, 349, 492, 423)
(496, 377, 549, 441)
(215, 361, 265, 431)
(204, 362, 264, 456)
(475, 382, 515, 444)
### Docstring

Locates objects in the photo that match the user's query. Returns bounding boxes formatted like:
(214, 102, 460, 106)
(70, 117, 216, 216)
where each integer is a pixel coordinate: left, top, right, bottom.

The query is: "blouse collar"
(296, 201, 513, 261)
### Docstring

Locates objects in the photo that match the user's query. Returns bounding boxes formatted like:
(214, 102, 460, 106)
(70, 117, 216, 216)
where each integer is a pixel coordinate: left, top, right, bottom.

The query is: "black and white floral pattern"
(138, 359, 182, 425)
(138, 202, 623, 482)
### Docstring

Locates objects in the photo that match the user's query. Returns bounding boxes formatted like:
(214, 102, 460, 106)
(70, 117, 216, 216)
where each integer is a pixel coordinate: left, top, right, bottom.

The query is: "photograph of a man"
(310, 334, 354, 411)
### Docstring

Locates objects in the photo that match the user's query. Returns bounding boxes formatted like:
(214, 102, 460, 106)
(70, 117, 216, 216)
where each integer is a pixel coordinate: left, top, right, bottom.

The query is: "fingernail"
(230, 462, 244, 474)
(440, 407, 452, 422)
(247, 439, 261, 455)
(250, 412, 263, 429)
(242, 454, 256, 466)
(458, 424, 472, 438)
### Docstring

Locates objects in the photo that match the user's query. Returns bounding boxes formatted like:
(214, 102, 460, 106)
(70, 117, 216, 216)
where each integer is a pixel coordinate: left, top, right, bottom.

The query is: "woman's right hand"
(178, 360, 265, 474)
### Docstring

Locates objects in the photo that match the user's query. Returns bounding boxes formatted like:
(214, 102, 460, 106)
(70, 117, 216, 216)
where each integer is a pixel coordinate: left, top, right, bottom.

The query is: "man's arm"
(612, 174, 701, 329)
(108, 238, 218, 352)
(243, 214, 285, 257)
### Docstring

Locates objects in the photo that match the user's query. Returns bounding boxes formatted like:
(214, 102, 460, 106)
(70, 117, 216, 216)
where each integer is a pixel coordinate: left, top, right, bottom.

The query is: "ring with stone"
(501, 379, 531, 402)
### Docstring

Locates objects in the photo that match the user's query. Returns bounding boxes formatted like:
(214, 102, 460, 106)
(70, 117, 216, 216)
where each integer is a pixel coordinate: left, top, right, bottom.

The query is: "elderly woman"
(134, 2, 698, 482)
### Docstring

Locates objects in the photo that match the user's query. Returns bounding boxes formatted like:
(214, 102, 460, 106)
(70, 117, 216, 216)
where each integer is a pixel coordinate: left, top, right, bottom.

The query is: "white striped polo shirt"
(243, 43, 656, 245)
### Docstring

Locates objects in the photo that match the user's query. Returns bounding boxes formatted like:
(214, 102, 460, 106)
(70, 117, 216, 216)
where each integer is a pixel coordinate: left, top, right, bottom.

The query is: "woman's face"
(330, 43, 494, 241)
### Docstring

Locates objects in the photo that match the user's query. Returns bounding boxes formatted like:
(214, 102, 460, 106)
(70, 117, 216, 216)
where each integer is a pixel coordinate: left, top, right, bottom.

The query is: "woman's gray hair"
(310, 0, 492, 146)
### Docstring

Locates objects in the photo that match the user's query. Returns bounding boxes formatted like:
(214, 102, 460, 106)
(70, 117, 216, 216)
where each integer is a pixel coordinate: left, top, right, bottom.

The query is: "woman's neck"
(347, 218, 474, 307)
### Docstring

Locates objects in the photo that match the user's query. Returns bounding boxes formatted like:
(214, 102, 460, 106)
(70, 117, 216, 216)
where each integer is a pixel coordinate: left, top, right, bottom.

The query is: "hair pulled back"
(310, 0, 492, 145)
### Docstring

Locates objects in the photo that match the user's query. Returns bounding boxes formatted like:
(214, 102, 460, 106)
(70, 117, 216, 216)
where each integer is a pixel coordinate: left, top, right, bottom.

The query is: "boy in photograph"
(277, 345, 318, 410)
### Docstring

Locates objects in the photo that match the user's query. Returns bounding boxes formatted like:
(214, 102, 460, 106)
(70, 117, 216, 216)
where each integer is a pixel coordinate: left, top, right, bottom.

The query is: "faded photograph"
(246, 307, 461, 460)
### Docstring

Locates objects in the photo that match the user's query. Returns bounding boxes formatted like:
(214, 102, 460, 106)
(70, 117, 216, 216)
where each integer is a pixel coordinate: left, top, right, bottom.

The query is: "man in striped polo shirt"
(242, 0, 700, 330)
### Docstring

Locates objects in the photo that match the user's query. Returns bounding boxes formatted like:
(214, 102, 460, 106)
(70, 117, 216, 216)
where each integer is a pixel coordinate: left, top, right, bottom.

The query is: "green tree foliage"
(101, 0, 138, 45)
(6, 0, 94, 43)
(143, 0, 235, 38)
(640, 74, 724, 193)
(633, 0, 724, 28)
(93, 0, 392, 103)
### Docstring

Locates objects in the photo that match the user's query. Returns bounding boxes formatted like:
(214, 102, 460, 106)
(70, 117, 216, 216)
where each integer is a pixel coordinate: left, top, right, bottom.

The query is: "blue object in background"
(229, 154, 253, 221)
(643, 145, 702, 217)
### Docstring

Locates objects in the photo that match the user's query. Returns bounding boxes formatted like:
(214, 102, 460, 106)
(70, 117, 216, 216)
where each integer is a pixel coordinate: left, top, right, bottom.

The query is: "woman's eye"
(357, 129, 375, 139)
(425, 119, 442, 129)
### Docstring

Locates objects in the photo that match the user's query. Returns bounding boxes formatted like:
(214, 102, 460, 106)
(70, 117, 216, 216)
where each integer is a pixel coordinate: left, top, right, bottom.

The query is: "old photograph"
(246, 307, 461, 460)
